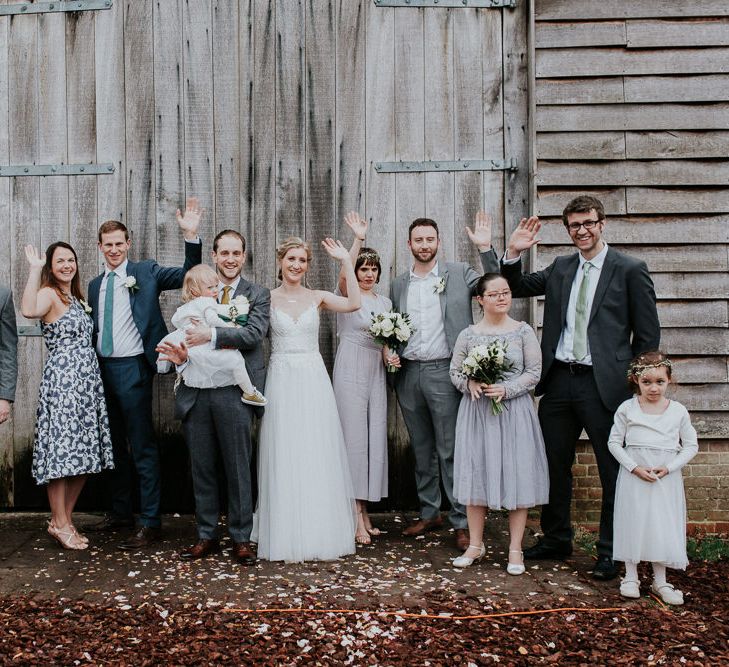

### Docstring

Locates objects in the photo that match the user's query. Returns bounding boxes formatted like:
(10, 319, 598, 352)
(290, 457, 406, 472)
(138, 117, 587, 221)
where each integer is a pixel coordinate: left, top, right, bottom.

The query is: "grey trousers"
(182, 385, 254, 543)
(395, 358, 467, 529)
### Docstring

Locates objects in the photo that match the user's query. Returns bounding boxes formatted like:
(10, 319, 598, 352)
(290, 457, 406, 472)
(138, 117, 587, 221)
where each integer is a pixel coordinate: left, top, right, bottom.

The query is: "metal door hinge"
(0, 1, 112, 15)
(0, 163, 115, 177)
(373, 0, 516, 8)
(374, 159, 517, 173)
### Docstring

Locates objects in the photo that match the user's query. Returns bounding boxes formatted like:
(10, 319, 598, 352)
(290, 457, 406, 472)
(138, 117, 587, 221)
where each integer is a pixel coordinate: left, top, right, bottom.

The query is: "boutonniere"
(217, 295, 250, 326)
(123, 276, 140, 292)
(433, 276, 447, 294)
(79, 298, 92, 314)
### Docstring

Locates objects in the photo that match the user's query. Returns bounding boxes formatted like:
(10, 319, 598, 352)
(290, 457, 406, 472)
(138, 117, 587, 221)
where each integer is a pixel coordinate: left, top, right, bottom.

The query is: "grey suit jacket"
(174, 276, 271, 421)
(0, 287, 18, 402)
(501, 247, 660, 412)
(389, 249, 500, 356)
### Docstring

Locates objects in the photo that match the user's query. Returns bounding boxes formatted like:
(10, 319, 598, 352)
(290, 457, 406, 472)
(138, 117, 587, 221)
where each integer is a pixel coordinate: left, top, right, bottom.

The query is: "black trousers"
(537, 363, 620, 557)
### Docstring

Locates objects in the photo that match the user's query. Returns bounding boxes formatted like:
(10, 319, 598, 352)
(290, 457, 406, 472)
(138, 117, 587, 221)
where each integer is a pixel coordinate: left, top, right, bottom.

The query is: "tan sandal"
(48, 522, 88, 550)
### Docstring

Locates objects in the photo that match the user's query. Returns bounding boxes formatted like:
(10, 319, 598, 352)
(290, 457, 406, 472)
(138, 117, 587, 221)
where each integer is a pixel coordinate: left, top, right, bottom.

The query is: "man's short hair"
(562, 196, 605, 225)
(98, 220, 129, 243)
(213, 229, 246, 253)
(408, 218, 439, 240)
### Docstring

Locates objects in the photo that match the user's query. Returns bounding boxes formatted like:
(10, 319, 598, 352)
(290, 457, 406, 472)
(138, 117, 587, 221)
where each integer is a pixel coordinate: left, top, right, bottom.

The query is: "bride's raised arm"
(319, 238, 361, 314)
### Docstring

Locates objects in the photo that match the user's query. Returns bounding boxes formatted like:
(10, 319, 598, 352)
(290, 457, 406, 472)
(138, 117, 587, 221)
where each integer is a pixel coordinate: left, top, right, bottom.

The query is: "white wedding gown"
(252, 303, 357, 562)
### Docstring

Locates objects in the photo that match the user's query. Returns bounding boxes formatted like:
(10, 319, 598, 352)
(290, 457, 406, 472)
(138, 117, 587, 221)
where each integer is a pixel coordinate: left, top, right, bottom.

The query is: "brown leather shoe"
(180, 539, 220, 560)
(85, 515, 135, 533)
(231, 541, 256, 565)
(117, 526, 162, 551)
(454, 528, 470, 552)
(402, 515, 443, 537)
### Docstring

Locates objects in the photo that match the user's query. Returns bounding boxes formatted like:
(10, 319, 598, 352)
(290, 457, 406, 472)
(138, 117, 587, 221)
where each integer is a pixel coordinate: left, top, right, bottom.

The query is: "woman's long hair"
(41, 242, 84, 305)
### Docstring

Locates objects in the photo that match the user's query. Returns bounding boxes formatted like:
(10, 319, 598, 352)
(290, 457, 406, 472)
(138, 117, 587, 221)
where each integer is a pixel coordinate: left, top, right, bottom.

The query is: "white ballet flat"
(506, 549, 525, 576)
(651, 582, 684, 606)
(453, 543, 485, 568)
(619, 578, 641, 599)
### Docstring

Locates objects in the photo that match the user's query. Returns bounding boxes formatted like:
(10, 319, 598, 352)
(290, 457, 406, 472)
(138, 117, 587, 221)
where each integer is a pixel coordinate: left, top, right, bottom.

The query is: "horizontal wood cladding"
(535, 1, 729, 21)
(533, 1, 729, 442)
(536, 160, 729, 187)
(537, 19, 729, 49)
(538, 76, 729, 105)
(537, 48, 729, 79)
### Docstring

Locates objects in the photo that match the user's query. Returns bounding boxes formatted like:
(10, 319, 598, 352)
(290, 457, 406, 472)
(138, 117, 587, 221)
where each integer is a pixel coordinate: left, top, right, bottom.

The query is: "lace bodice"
(269, 303, 321, 355)
(449, 322, 542, 400)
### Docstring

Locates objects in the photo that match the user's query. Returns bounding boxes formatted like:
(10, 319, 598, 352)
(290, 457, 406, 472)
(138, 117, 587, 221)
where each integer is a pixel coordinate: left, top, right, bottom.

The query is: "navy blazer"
(501, 246, 660, 412)
(88, 241, 203, 369)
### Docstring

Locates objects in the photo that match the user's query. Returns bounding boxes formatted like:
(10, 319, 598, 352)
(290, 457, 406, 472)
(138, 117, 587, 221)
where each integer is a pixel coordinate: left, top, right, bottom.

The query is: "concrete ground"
(0, 511, 626, 615)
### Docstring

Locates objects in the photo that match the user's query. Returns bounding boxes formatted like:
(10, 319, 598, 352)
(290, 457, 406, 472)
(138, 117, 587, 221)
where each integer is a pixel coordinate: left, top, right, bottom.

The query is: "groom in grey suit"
(389, 212, 499, 551)
(157, 229, 269, 565)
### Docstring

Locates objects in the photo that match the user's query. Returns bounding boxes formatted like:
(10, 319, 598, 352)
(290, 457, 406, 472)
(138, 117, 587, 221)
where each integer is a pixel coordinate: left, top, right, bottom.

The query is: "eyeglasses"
(565, 219, 602, 232)
(483, 290, 511, 300)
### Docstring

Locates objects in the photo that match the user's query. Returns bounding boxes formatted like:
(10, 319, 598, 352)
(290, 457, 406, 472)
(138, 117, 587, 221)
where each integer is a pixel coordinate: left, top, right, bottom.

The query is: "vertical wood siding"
(533, 0, 729, 528)
(0, 2, 527, 509)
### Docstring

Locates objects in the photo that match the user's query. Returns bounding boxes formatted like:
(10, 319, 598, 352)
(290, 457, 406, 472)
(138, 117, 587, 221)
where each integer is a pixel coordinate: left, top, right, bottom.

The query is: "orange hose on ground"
(224, 605, 640, 621)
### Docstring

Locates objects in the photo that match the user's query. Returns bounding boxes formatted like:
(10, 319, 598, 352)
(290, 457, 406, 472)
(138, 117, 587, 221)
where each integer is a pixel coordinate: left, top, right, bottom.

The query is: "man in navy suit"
(87, 198, 203, 549)
(501, 195, 660, 580)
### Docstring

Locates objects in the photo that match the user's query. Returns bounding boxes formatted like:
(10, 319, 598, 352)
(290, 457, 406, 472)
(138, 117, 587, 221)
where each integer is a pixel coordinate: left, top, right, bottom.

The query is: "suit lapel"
(89, 274, 103, 328)
(589, 248, 617, 324)
(125, 262, 138, 314)
(438, 266, 449, 321)
(560, 254, 579, 327)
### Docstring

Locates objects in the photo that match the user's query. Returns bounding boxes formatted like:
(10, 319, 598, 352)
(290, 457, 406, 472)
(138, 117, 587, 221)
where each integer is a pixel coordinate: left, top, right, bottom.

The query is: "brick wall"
(571, 442, 729, 534)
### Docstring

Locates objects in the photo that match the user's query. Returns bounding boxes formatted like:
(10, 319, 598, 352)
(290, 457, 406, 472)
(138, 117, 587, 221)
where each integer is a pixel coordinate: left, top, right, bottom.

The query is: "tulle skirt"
(613, 447, 688, 569)
(252, 351, 356, 562)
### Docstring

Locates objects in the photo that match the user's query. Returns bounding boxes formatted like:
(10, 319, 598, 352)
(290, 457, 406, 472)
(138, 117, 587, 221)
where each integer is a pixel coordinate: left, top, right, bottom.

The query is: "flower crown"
(627, 357, 672, 378)
(358, 251, 380, 264)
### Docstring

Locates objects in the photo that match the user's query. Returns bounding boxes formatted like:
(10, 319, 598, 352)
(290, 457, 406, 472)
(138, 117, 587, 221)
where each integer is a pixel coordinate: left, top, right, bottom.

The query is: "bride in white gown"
(252, 236, 360, 562)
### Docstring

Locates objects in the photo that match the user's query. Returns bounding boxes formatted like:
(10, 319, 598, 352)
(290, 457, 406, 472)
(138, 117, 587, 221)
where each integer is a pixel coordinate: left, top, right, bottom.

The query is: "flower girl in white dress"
(608, 351, 698, 605)
(157, 265, 266, 406)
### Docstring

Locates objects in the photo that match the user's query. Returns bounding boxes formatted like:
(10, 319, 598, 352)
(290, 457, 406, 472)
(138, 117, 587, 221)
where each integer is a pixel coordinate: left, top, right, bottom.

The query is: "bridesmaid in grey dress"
(333, 213, 391, 545)
(449, 274, 549, 574)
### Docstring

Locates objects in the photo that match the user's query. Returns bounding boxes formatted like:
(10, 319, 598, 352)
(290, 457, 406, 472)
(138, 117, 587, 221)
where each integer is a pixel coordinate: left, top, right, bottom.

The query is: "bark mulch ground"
(1, 560, 726, 665)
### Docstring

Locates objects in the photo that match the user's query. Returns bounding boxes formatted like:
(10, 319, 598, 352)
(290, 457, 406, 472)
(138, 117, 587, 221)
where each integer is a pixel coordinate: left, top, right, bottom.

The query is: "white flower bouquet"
(217, 295, 250, 326)
(461, 340, 514, 415)
(369, 310, 414, 373)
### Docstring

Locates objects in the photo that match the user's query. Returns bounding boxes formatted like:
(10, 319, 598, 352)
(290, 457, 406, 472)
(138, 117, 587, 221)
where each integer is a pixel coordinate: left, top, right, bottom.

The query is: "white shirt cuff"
(502, 252, 520, 265)
(185, 237, 202, 244)
(210, 328, 217, 347)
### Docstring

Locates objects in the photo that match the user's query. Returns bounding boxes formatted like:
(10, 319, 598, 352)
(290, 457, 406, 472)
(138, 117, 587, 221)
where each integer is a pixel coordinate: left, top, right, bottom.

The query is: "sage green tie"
(101, 271, 116, 356)
(572, 261, 592, 361)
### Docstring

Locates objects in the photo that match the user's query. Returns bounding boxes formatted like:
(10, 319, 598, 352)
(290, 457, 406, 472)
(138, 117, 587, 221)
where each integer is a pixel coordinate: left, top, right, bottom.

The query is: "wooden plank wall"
(533, 1, 729, 529)
(0, 1, 528, 509)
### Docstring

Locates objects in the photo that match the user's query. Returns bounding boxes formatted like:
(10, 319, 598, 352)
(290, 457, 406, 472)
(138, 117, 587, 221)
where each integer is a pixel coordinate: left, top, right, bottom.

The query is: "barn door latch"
(0, 1, 112, 16)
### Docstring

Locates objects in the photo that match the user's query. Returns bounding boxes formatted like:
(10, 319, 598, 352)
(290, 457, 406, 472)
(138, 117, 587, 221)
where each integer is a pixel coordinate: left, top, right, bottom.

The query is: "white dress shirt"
(402, 263, 449, 362)
(555, 243, 608, 365)
(210, 276, 241, 348)
(96, 259, 145, 358)
(502, 243, 609, 365)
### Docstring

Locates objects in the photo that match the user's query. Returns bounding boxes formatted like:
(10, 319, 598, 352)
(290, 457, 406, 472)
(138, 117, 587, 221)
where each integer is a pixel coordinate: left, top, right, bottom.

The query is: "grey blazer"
(501, 247, 660, 412)
(0, 287, 18, 402)
(174, 277, 271, 421)
(389, 250, 499, 356)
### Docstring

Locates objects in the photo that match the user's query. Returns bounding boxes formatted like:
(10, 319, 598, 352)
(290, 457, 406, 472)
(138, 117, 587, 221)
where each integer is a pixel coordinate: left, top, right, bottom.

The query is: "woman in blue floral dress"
(22, 242, 113, 550)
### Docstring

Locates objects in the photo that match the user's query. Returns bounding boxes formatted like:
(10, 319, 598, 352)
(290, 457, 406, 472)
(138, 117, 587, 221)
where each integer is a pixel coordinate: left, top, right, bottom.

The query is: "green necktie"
(572, 261, 592, 361)
(101, 271, 116, 356)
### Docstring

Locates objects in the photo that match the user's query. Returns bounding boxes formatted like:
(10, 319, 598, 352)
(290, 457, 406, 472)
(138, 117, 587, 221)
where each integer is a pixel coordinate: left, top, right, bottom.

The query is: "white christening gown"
(252, 303, 356, 562)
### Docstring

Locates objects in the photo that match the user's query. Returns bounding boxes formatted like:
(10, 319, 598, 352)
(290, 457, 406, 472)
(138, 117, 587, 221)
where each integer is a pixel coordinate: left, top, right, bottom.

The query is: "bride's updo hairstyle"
(276, 236, 312, 281)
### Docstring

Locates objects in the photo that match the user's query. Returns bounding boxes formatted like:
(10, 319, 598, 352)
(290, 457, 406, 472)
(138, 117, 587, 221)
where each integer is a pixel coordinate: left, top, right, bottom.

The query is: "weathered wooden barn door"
(0, 0, 528, 510)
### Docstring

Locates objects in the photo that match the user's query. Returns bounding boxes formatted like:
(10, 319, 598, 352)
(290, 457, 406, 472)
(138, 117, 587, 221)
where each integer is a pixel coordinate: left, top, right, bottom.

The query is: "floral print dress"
(32, 298, 113, 484)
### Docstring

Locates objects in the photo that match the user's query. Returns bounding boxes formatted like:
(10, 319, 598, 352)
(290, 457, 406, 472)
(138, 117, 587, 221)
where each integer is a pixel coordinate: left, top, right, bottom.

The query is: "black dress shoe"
(592, 555, 619, 581)
(85, 515, 135, 533)
(180, 539, 220, 560)
(118, 526, 162, 551)
(523, 540, 573, 560)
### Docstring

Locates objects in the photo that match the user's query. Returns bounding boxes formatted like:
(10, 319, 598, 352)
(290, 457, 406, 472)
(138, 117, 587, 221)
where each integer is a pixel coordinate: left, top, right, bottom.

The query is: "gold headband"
(358, 251, 380, 264)
(628, 358, 672, 378)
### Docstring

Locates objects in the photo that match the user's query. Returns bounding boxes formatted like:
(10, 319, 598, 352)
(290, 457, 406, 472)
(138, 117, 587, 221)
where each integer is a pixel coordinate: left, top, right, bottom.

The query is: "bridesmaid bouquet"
(216, 295, 250, 326)
(461, 341, 514, 415)
(369, 310, 414, 373)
